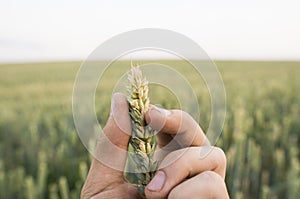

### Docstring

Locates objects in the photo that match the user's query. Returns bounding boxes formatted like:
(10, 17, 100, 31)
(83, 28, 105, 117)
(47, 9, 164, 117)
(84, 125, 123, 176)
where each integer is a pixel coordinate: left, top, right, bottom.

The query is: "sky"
(0, 0, 300, 63)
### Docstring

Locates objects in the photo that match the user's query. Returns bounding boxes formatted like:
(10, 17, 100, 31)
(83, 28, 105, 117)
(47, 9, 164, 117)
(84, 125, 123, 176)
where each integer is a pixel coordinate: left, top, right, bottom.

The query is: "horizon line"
(1, 58, 300, 65)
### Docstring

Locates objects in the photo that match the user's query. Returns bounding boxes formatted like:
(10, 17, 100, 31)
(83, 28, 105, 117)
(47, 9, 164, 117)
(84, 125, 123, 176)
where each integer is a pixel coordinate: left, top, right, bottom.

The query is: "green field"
(0, 61, 299, 199)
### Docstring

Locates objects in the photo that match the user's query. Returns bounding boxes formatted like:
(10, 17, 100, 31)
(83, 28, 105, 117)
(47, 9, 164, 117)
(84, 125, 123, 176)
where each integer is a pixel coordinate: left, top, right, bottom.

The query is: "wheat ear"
(126, 64, 158, 196)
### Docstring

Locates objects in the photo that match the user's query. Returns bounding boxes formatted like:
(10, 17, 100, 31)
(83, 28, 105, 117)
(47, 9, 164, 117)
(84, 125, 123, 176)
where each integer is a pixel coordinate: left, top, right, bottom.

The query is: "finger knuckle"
(168, 187, 184, 199)
(181, 110, 193, 121)
(202, 170, 221, 182)
(159, 148, 186, 169)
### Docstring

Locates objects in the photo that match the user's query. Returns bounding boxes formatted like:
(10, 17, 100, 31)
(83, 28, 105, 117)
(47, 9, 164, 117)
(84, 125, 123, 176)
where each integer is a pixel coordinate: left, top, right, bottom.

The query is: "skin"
(81, 93, 230, 199)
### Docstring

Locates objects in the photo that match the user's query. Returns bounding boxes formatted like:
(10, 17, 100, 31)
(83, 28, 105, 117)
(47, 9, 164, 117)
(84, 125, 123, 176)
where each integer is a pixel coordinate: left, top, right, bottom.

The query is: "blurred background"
(0, 0, 299, 198)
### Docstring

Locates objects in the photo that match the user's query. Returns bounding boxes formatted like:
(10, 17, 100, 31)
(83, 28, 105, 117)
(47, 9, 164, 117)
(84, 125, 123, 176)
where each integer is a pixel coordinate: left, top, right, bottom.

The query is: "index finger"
(145, 106, 210, 148)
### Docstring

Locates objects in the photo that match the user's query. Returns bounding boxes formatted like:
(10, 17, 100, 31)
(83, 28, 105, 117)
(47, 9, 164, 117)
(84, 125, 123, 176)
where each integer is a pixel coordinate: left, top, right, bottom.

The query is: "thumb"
(93, 92, 131, 172)
(81, 93, 132, 198)
(104, 92, 131, 149)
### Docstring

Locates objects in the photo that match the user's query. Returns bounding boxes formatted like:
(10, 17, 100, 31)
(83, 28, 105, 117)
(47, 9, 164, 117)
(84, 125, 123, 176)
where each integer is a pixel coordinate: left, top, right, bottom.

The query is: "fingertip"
(145, 106, 170, 132)
(111, 92, 128, 120)
(108, 92, 131, 136)
(147, 171, 166, 192)
(145, 170, 168, 199)
(111, 92, 127, 110)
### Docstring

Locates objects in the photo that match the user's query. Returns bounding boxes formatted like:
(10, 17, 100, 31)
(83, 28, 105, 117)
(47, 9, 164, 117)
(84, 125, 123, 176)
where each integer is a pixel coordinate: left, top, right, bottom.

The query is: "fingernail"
(155, 107, 171, 117)
(147, 171, 166, 191)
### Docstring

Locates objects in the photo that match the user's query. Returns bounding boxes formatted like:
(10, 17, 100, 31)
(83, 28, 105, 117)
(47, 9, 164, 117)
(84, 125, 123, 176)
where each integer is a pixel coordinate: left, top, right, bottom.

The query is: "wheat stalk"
(126, 64, 158, 196)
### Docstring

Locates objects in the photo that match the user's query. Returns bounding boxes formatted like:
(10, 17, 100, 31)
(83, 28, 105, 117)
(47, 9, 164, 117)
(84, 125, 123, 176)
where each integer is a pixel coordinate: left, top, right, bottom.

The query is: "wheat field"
(0, 60, 299, 199)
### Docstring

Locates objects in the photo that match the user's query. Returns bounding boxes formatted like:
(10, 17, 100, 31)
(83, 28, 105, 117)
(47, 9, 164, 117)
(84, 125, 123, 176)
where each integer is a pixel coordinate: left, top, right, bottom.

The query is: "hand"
(81, 93, 229, 199)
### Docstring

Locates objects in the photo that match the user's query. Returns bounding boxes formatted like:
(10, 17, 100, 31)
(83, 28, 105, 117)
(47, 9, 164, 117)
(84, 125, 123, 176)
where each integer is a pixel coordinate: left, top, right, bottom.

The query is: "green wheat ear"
(125, 63, 158, 196)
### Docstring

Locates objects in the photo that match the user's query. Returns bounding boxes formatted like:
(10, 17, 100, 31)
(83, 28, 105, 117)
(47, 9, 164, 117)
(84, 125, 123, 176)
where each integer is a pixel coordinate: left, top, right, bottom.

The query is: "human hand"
(81, 93, 229, 199)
